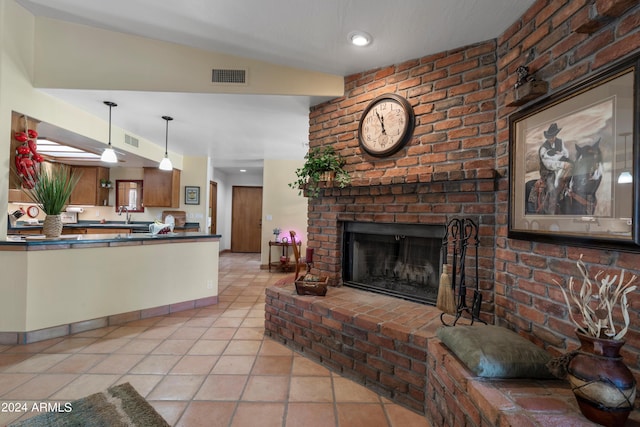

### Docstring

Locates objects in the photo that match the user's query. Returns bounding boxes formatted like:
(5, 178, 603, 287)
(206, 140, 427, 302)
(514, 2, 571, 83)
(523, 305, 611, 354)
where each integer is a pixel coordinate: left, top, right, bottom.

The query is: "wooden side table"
(268, 240, 300, 272)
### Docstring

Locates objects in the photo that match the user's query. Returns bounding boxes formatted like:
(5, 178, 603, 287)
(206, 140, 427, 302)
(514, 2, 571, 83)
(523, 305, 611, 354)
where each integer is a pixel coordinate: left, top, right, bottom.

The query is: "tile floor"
(0, 252, 431, 427)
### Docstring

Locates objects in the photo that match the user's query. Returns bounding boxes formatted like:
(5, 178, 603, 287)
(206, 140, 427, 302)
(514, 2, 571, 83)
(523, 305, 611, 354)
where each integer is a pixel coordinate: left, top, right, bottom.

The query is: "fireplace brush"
(440, 217, 486, 326)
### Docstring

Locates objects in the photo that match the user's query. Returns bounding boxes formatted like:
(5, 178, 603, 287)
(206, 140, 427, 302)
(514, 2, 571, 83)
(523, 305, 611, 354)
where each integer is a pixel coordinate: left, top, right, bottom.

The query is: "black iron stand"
(440, 217, 486, 326)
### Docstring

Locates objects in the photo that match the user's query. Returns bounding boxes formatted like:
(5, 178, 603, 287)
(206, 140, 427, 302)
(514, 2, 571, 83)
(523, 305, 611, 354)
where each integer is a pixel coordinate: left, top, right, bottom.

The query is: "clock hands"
(375, 111, 387, 135)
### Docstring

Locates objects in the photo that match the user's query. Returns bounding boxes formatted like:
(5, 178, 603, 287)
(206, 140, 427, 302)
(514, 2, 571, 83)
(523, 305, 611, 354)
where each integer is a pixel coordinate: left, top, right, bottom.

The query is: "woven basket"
(295, 275, 328, 296)
(43, 214, 63, 237)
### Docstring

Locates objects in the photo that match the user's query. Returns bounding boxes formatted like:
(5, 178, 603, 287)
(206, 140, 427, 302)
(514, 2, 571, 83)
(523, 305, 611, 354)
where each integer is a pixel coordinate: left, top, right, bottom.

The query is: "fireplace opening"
(342, 222, 445, 305)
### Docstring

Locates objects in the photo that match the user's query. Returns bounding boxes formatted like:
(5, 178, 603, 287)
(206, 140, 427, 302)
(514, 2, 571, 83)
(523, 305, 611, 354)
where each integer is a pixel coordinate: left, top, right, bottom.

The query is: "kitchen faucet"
(118, 206, 131, 224)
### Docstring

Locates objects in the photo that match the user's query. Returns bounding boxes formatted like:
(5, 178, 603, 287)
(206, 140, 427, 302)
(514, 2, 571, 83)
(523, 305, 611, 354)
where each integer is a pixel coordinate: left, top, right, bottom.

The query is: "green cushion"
(436, 325, 554, 379)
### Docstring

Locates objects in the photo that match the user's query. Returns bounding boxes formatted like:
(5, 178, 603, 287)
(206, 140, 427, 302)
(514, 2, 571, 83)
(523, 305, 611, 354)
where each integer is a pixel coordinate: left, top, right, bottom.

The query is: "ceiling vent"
(212, 68, 247, 85)
(124, 134, 139, 148)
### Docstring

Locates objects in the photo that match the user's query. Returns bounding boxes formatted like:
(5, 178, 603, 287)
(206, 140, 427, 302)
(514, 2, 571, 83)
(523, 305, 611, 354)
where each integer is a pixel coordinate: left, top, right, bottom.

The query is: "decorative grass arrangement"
(555, 255, 637, 340)
(22, 165, 81, 215)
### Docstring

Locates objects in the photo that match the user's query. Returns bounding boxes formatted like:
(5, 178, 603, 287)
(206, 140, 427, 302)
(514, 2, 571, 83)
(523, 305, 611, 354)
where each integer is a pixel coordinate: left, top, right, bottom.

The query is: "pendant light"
(617, 132, 632, 184)
(100, 101, 118, 163)
(159, 115, 173, 171)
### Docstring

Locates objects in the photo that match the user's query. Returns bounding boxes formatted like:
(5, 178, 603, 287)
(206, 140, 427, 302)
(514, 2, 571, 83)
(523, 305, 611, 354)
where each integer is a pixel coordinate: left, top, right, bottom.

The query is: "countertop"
(2, 231, 221, 250)
(8, 220, 200, 233)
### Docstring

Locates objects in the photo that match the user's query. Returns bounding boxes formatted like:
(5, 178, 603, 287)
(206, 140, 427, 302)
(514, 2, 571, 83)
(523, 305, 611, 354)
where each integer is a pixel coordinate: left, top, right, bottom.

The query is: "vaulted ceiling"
(16, 0, 535, 174)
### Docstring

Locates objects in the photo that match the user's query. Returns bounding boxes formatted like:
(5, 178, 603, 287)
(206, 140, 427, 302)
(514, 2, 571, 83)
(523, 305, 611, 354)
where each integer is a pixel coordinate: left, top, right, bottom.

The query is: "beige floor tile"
(233, 327, 265, 340)
(333, 377, 382, 403)
(116, 374, 164, 397)
(77, 338, 130, 354)
(147, 374, 205, 400)
(188, 339, 229, 355)
(130, 355, 181, 374)
(286, 402, 336, 427)
(291, 355, 332, 376)
(3, 339, 63, 354)
(251, 355, 293, 375)
(195, 374, 248, 400)
(2, 373, 77, 399)
(177, 401, 237, 427)
(169, 326, 208, 340)
(170, 355, 218, 375)
(231, 402, 285, 427)
(220, 308, 250, 318)
(289, 377, 334, 402)
(385, 403, 432, 427)
(47, 353, 106, 374)
(149, 400, 189, 426)
(41, 338, 98, 354)
(50, 374, 120, 400)
(0, 354, 32, 372)
(242, 375, 289, 401)
(223, 340, 262, 356)
(211, 355, 256, 375)
(336, 403, 390, 427)
(212, 317, 245, 328)
(136, 326, 180, 340)
(258, 340, 294, 357)
(102, 326, 148, 339)
(4, 353, 70, 373)
(240, 317, 265, 328)
(0, 373, 36, 396)
(201, 327, 238, 340)
(87, 353, 145, 374)
(113, 338, 162, 354)
(151, 339, 197, 355)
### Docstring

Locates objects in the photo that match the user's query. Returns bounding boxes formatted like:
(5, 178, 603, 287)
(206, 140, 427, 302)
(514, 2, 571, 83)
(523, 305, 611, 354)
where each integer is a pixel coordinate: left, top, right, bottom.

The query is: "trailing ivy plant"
(289, 146, 351, 198)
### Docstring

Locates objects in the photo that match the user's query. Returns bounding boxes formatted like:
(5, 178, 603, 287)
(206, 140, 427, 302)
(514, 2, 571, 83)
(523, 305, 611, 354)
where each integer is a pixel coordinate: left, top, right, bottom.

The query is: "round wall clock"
(358, 93, 415, 157)
(27, 206, 39, 218)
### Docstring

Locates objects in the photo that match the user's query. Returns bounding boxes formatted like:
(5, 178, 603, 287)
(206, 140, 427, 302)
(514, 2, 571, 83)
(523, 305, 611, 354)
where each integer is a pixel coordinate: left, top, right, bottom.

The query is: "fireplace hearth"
(342, 222, 445, 304)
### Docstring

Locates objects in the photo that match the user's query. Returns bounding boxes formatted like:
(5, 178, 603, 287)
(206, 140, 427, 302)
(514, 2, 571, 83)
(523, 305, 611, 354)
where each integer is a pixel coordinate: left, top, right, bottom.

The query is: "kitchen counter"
(0, 230, 220, 344)
(2, 231, 218, 250)
(7, 220, 200, 235)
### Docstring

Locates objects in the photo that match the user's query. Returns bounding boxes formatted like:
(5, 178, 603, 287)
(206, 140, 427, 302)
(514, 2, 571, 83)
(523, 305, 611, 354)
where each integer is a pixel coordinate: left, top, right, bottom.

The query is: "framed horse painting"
(508, 53, 639, 250)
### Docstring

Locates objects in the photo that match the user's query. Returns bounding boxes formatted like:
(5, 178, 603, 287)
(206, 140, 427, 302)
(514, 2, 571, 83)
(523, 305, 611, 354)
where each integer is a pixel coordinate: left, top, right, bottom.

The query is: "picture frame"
(184, 186, 200, 205)
(508, 54, 639, 249)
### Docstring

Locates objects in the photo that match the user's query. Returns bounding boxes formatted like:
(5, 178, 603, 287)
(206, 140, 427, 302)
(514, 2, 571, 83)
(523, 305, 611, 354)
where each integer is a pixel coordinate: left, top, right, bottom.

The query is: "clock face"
(358, 94, 415, 157)
(27, 206, 39, 218)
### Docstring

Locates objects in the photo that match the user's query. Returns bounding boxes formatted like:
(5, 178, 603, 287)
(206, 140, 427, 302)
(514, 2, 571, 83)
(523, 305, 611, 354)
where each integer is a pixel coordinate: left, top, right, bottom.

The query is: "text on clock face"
(363, 106, 406, 147)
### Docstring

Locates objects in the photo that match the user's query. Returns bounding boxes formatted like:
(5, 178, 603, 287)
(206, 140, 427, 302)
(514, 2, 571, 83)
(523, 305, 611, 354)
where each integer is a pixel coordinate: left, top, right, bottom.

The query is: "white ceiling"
(16, 0, 535, 174)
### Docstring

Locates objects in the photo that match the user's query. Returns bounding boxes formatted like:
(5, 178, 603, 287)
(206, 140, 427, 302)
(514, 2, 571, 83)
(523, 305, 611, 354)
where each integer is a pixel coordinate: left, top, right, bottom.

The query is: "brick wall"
(306, 0, 640, 378)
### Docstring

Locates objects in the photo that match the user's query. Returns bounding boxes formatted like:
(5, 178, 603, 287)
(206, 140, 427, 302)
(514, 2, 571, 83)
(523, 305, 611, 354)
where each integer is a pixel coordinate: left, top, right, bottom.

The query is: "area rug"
(10, 382, 169, 427)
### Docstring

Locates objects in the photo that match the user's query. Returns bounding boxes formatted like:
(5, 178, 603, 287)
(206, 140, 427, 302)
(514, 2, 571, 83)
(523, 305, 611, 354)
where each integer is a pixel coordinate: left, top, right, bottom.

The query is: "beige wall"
(0, 240, 219, 331)
(261, 159, 307, 266)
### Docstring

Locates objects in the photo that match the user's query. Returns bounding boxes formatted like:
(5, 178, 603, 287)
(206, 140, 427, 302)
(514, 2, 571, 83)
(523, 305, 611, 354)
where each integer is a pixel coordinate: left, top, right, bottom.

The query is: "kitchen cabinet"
(68, 166, 110, 206)
(143, 168, 181, 208)
(8, 189, 31, 203)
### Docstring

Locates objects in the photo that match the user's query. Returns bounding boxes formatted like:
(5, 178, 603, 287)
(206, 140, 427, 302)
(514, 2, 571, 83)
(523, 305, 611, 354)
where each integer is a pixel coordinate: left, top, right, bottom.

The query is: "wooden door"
(231, 186, 262, 252)
(209, 181, 218, 234)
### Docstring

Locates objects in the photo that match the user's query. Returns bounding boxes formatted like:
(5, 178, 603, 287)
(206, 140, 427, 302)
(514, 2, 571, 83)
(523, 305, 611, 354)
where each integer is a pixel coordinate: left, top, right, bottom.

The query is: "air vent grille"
(124, 134, 139, 148)
(212, 68, 247, 84)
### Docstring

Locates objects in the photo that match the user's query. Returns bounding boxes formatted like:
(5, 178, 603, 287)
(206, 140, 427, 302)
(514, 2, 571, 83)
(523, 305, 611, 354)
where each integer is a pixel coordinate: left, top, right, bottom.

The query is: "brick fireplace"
(268, 1, 640, 423)
(300, 0, 640, 389)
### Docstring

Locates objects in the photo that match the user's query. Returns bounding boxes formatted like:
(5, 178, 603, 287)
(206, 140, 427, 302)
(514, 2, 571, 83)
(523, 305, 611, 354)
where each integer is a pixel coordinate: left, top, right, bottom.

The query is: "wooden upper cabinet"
(143, 167, 181, 207)
(68, 166, 110, 206)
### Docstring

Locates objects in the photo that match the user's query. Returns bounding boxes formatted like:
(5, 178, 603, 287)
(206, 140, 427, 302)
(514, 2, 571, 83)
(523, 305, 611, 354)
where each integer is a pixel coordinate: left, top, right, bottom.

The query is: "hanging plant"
(288, 146, 351, 198)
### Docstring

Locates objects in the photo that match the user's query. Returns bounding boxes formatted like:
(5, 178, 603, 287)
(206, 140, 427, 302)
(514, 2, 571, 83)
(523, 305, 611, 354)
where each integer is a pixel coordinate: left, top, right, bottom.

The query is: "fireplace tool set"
(439, 217, 486, 326)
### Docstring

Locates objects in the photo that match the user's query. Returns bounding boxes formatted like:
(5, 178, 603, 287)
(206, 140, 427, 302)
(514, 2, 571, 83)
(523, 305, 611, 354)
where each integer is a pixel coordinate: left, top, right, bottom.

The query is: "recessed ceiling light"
(349, 31, 372, 47)
(240, 169, 247, 173)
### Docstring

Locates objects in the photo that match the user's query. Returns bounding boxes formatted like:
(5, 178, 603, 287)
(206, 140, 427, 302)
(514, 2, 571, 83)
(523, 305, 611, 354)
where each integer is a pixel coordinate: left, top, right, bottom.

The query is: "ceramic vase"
(566, 331, 636, 427)
(42, 214, 63, 238)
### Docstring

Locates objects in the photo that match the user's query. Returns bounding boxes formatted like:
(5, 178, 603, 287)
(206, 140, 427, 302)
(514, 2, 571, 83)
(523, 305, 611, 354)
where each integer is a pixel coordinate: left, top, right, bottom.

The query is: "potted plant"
(289, 146, 351, 198)
(100, 178, 112, 188)
(553, 255, 637, 426)
(21, 164, 81, 237)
